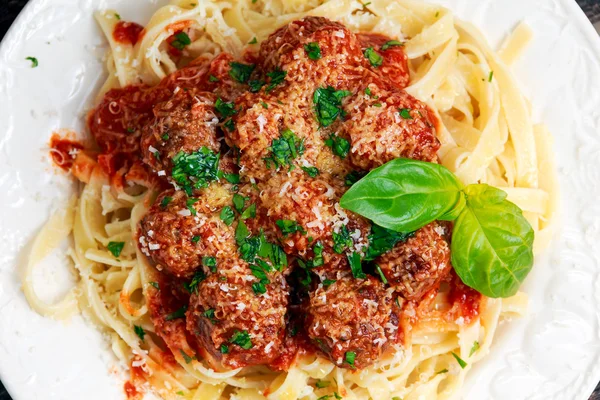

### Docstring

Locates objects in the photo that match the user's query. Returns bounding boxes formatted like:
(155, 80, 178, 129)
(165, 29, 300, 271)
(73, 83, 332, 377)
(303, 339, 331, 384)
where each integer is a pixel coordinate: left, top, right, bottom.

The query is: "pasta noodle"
(23, 1, 558, 399)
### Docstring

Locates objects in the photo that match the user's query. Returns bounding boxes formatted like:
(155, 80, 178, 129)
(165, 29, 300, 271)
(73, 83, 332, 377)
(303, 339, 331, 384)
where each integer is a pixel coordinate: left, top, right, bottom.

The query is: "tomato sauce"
(49, 134, 84, 171)
(113, 21, 144, 46)
(448, 276, 482, 324)
(124, 381, 140, 400)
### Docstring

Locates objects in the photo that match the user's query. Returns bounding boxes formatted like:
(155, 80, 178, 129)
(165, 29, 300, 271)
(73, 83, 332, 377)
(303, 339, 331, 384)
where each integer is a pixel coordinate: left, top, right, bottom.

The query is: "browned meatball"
(342, 77, 440, 170)
(139, 189, 236, 279)
(376, 222, 452, 301)
(140, 89, 220, 174)
(358, 33, 411, 90)
(186, 258, 290, 369)
(306, 274, 397, 369)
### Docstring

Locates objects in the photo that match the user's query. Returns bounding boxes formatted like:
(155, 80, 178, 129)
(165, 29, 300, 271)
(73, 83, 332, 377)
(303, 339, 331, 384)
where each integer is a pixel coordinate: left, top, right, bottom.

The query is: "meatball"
(139, 189, 236, 279)
(375, 222, 452, 301)
(140, 89, 220, 174)
(186, 258, 290, 369)
(358, 33, 411, 90)
(305, 274, 397, 369)
(342, 77, 440, 170)
(258, 17, 364, 90)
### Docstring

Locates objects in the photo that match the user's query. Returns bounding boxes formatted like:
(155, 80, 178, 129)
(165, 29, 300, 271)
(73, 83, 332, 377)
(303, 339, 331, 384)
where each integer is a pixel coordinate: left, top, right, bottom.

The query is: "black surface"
(0, 0, 600, 399)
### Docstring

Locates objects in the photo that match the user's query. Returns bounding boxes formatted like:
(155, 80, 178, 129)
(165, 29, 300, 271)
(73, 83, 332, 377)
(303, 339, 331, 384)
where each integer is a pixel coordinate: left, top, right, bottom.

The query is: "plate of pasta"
(0, 0, 599, 399)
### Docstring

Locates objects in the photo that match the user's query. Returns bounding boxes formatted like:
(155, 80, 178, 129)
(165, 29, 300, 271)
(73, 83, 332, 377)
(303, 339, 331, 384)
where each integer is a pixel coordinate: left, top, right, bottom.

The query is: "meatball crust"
(141, 89, 220, 174)
(358, 33, 411, 90)
(139, 189, 236, 279)
(342, 77, 440, 170)
(187, 258, 290, 369)
(376, 222, 452, 301)
(306, 274, 397, 369)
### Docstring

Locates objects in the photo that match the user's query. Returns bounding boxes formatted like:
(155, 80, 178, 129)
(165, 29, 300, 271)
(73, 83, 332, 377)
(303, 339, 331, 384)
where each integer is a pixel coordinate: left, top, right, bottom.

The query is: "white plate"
(1, 0, 600, 399)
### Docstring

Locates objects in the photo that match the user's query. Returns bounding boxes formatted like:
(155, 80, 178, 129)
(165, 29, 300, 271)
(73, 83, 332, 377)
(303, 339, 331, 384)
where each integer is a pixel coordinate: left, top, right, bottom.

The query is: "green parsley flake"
(220, 344, 229, 353)
(260, 101, 269, 109)
(304, 42, 322, 60)
(392, 397, 402, 400)
(233, 193, 246, 212)
(171, 32, 192, 50)
(134, 325, 145, 341)
(364, 47, 383, 67)
(398, 108, 413, 120)
(223, 173, 240, 184)
(230, 330, 253, 349)
(469, 341, 480, 357)
(171, 147, 220, 195)
(452, 352, 468, 369)
(220, 206, 235, 226)
(149, 281, 160, 290)
(179, 349, 194, 364)
(332, 226, 353, 253)
(264, 128, 305, 169)
(249, 37, 258, 44)
(26, 57, 39, 68)
(325, 134, 350, 159)
(313, 86, 351, 127)
(191, 235, 200, 243)
(107, 241, 125, 258)
(334, 393, 342, 400)
(375, 265, 388, 284)
(235, 219, 251, 245)
(186, 198, 198, 216)
(315, 380, 330, 388)
(436, 369, 449, 375)
(203, 308, 217, 324)
(162, 133, 169, 140)
(203, 256, 217, 272)
(323, 279, 336, 287)
(488, 70, 494, 82)
(345, 351, 356, 367)
(373, 102, 382, 107)
(364, 225, 413, 261)
(345, 170, 366, 187)
(184, 270, 206, 294)
(301, 166, 320, 177)
(229, 62, 255, 83)
(176, 391, 185, 396)
(240, 203, 256, 220)
(312, 241, 324, 267)
(381, 40, 404, 51)
(249, 79, 265, 93)
(114, 13, 121, 20)
(209, 74, 220, 82)
(215, 98, 237, 131)
(276, 220, 306, 236)
(165, 305, 188, 321)
(266, 68, 287, 92)
(348, 252, 366, 279)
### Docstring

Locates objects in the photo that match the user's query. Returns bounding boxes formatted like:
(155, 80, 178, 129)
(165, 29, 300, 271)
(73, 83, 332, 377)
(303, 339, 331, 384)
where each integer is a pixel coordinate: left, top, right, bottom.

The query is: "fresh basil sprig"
(340, 158, 534, 298)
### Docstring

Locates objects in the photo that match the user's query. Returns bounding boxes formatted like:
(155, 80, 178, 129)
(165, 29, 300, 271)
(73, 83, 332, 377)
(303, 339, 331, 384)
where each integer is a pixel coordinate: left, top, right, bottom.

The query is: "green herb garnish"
(26, 57, 39, 68)
(381, 40, 403, 51)
(171, 32, 192, 50)
(332, 226, 352, 254)
(220, 206, 235, 226)
(264, 128, 305, 169)
(229, 330, 253, 349)
(304, 42, 322, 60)
(276, 220, 306, 236)
(452, 352, 467, 369)
(375, 265, 388, 284)
(240, 203, 256, 220)
(134, 325, 145, 341)
(160, 196, 172, 209)
(171, 147, 220, 195)
(469, 341, 480, 357)
(107, 242, 125, 258)
(229, 62, 255, 83)
(301, 166, 320, 177)
(223, 173, 240, 184)
(398, 108, 413, 119)
(165, 305, 188, 321)
(348, 252, 366, 279)
(364, 47, 383, 67)
(324, 133, 350, 159)
(179, 349, 194, 364)
(266, 68, 287, 92)
(313, 86, 351, 127)
(364, 224, 413, 261)
(203, 256, 217, 272)
(249, 37, 258, 44)
(345, 351, 356, 367)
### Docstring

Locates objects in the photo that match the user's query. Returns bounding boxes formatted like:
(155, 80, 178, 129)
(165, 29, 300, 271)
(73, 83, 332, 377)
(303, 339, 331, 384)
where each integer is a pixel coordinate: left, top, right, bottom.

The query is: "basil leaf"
(340, 158, 465, 232)
(451, 184, 534, 298)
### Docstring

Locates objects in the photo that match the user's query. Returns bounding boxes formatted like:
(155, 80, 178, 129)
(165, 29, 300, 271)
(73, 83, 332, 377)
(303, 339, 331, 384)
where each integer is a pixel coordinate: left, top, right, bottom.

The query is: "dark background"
(1, 0, 600, 399)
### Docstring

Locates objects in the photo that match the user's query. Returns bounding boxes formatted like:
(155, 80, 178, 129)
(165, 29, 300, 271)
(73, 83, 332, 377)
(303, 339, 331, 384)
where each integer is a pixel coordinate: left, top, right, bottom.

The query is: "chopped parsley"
(176, 391, 185, 396)
(252, 281, 267, 294)
(171, 32, 192, 50)
(220, 206, 235, 226)
(184, 270, 206, 294)
(334, 393, 342, 400)
(220, 344, 229, 354)
(232, 193, 246, 212)
(266, 68, 287, 92)
(203, 308, 217, 324)
(345, 170, 366, 186)
(301, 166, 320, 177)
(191, 235, 200, 243)
(209, 74, 220, 82)
(249, 79, 265, 93)
(325, 134, 350, 159)
(179, 349, 194, 364)
(229, 62, 255, 83)
(186, 197, 198, 216)
(364, 47, 383, 67)
(313, 86, 351, 127)
(149, 281, 160, 290)
(312, 241, 324, 267)
(436, 369, 449, 375)
(452, 352, 468, 369)
(162, 133, 169, 140)
(276, 220, 306, 236)
(171, 147, 220, 195)
(332, 226, 353, 254)
(488, 70, 494, 82)
(381, 40, 404, 51)
(203, 256, 217, 272)
(364, 225, 413, 261)
(304, 42, 322, 60)
(107, 241, 125, 258)
(223, 173, 240, 184)
(392, 397, 402, 400)
(264, 128, 305, 169)
(315, 380, 330, 388)
(398, 108, 413, 120)
(469, 341, 480, 357)
(215, 97, 237, 130)
(114, 13, 121, 20)
(260, 101, 269, 109)
(240, 203, 256, 220)
(229, 330, 253, 349)
(323, 278, 336, 287)
(345, 351, 356, 367)
(165, 305, 188, 321)
(373, 102, 382, 107)
(26, 56, 38, 68)
(375, 265, 388, 284)
(348, 252, 366, 279)
(249, 37, 258, 44)
(134, 325, 145, 341)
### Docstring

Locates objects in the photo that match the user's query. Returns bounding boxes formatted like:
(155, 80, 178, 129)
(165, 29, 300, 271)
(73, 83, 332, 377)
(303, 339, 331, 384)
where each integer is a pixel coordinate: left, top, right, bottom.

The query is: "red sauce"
(49, 134, 84, 171)
(113, 21, 144, 46)
(124, 381, 140, 400)
(448, 276, 482, 324)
